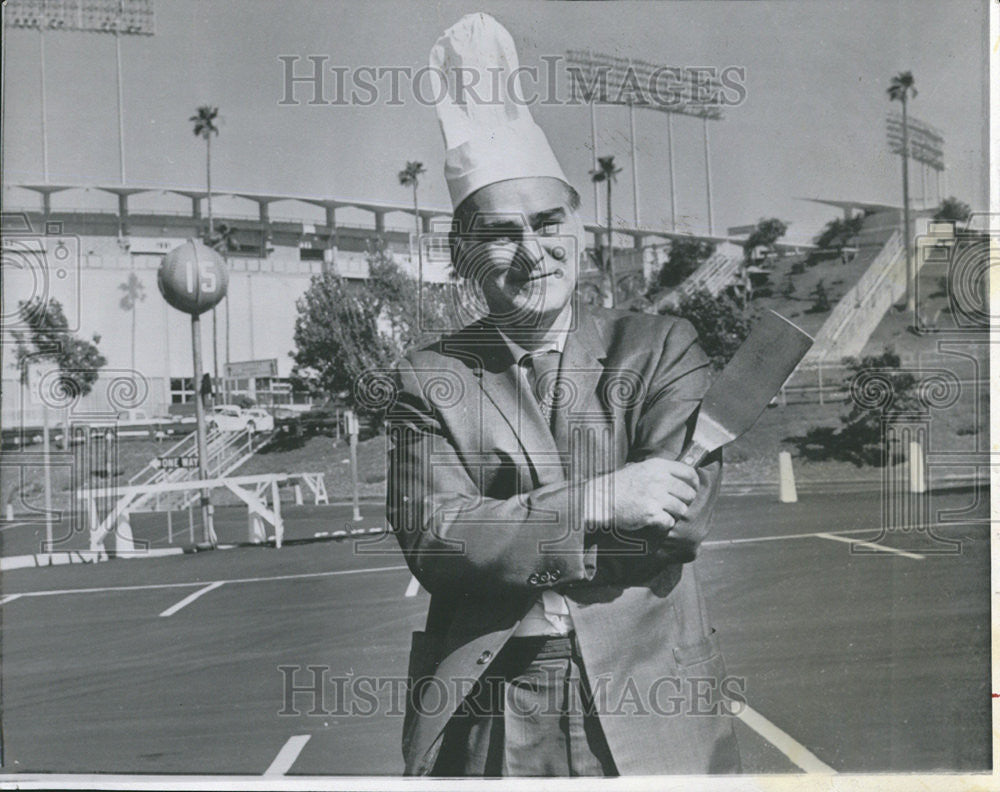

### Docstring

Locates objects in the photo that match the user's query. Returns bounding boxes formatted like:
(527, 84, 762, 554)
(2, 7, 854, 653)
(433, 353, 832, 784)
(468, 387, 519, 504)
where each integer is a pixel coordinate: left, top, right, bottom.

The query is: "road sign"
(344, 409, 360, 437)
(152, 456, 199, 471)
(225, 359, 279, 379)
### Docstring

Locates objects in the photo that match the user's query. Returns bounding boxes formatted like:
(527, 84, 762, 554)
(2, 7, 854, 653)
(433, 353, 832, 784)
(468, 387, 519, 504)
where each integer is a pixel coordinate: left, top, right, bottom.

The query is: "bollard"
(5, 503, 13, 521)
(294, 484, 304, 506)
(116, 513, 136, 555)
(909, 440, 927, 494)
(248, 511, 267, 543)
(778, 451, 798, 503)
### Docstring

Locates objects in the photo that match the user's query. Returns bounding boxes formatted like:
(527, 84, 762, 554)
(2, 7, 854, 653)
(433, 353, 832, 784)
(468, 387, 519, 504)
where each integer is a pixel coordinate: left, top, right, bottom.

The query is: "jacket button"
(477, 650, 493, 665)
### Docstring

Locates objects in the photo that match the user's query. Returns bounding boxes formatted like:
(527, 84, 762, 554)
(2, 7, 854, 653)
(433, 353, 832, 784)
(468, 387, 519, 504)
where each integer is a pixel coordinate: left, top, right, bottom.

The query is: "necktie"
(523, 350, 562, 428)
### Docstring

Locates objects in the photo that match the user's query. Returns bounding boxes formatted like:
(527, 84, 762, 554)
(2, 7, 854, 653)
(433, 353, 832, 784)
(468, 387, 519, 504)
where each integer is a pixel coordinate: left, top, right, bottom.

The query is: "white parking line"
(814, 532, 925, 560)
(264, 734, 311, 776)
(0, 594, 23, 606)
(703, 523, 970, 550)
(737, 704, 835, 773)
(404, 575, 421, 598)
(4, 564, 411, 601)
(159, 581, 225, 617)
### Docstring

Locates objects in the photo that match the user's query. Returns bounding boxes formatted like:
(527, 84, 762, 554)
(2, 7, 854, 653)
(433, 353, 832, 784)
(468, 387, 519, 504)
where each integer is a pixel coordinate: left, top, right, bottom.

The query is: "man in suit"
(385, 13, 741, 777)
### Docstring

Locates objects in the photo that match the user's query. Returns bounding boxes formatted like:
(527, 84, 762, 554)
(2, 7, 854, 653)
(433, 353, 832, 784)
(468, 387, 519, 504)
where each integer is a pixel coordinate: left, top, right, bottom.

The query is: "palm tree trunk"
(606, 179, 615, 307)
(130, 298, 137, 378)
(206, 134, 213, 237)
(413, 183, 421, 269)
(901, 99, 914, 314)
(206, 135, 218, 380)
(212, 307, 219, 380)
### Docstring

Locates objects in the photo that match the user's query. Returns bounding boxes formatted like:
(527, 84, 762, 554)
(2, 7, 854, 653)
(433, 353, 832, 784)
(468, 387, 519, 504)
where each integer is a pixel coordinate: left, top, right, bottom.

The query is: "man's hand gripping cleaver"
(678, 310, 813, 467)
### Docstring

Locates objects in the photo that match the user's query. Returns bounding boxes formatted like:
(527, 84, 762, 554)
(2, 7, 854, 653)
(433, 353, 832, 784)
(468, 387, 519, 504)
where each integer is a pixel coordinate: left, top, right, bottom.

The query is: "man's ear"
(448, 228, 467, 279)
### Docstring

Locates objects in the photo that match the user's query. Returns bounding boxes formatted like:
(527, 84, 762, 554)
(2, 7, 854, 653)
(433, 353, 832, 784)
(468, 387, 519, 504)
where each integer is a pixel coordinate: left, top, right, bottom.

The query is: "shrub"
(670, 289, 753, 370)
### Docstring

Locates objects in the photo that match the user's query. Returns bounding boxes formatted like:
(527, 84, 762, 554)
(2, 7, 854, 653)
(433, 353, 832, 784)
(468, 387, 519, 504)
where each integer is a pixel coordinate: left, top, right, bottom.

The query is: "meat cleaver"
(679, 310, 814, 467)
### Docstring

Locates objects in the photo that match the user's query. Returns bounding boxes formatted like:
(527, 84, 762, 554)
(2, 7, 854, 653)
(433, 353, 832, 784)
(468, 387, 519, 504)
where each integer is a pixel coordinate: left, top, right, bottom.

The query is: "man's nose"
(512, 238, 545, 270)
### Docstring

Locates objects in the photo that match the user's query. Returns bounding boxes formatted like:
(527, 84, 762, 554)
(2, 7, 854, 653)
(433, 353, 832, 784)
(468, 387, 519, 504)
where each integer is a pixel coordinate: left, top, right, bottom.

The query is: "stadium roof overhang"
(796, 197, 903, 214)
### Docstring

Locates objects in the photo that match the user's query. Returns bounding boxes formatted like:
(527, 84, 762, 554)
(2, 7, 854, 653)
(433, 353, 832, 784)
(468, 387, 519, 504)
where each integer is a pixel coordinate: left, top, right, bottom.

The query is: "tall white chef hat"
(429, 13, 569, 209)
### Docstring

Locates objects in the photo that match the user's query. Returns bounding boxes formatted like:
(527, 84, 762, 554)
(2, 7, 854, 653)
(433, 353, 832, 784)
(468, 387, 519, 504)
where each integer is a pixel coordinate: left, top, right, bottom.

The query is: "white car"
(208, 405, 274, 434)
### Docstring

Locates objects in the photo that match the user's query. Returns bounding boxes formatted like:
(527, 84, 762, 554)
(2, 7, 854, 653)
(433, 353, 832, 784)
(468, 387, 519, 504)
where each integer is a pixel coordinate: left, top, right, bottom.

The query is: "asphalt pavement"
(0, 484, 991, 776)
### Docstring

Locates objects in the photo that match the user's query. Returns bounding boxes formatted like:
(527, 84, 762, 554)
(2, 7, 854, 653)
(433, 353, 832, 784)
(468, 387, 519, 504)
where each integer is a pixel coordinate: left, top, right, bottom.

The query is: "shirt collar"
(497, 306, 572, 362)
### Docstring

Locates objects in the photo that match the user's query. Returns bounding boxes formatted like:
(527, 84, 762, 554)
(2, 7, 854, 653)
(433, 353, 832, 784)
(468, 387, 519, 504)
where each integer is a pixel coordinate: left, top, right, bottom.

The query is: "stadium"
(0, 0, 993, 786)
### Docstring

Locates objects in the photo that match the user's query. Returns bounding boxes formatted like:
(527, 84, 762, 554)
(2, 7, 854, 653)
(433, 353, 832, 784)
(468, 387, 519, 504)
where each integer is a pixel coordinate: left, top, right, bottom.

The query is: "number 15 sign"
(157, 238, 229, 316)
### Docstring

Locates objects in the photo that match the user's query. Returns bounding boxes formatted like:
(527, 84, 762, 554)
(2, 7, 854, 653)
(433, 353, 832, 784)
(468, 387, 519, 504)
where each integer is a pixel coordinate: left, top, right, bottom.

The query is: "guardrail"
(804, 230, 904, 362)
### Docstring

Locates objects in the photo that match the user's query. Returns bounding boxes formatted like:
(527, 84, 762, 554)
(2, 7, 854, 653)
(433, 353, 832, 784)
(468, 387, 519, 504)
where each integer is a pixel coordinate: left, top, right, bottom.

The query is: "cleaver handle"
(679, 439, 710, 468)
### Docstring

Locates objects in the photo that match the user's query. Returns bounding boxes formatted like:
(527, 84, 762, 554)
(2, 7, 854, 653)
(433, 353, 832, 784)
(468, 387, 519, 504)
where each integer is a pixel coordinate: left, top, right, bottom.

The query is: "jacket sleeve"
(386, 357, 597, 597)
(605, 317, 723, 566)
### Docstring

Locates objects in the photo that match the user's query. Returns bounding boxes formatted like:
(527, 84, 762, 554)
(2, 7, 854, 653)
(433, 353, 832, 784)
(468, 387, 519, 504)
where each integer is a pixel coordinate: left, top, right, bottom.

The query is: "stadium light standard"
(566, 50, 725, 236)
(887, 72, 918, 314)
(4, 0, 154, 185)
(158, 240, 229, 547)
(885, 98, 945, 317)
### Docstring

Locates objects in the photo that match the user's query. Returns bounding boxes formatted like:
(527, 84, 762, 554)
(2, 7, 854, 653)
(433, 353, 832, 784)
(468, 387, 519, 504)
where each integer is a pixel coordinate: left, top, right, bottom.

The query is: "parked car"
(207, 405, 274, 434)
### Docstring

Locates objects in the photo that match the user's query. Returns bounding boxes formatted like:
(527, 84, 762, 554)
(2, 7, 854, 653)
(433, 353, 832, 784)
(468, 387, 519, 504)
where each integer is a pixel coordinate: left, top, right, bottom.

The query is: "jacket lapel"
(553, 307, 618, 478)
(447, 325, 563, 486)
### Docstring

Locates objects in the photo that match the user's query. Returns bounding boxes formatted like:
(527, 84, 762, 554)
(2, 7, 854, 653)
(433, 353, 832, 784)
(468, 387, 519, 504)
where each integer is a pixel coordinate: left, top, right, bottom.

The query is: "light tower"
(4, 0, 155, 184)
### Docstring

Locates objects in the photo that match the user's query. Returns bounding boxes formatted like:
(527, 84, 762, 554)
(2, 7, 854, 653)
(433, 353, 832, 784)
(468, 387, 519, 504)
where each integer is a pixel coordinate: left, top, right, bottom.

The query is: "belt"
(503, 632, 576, 661)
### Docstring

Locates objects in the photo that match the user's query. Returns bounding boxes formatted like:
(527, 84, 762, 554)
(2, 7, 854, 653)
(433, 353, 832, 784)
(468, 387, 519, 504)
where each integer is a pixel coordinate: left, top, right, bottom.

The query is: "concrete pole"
(666, 112, 677, 231)
(38, 23, 50, 183)
(778, 451, 798, 503)
(909, 440, 926, 494)
(590, 101, 600, 222)
(114, 6, 126, 184)
(702, 116, 714, 235)
(190, 314, 216, 546)
(629, 101, 640, 226)
(41, 397, 53, 561)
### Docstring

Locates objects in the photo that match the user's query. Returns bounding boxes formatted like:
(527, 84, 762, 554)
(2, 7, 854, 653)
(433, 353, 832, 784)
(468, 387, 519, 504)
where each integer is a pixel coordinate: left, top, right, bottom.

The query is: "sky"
(1, 0, 990, 242)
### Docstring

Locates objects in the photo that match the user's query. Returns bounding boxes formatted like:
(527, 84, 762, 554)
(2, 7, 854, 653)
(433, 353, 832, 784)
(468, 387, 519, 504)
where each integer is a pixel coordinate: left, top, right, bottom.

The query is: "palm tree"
(118, 272, 145, 381)
(191, 106, 221, 376)
(398, 161, 426, 268)
(209, 222, 239, 400)
(190, 105, 220, 236)
(887, 72, 917, 313)
(590, 155, 622, 306)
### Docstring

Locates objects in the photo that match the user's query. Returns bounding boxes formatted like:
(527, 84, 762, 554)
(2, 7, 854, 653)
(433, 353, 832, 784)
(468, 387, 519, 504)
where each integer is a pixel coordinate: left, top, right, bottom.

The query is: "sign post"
(158, 239, 229, 547)
(345, 408, 362, 522)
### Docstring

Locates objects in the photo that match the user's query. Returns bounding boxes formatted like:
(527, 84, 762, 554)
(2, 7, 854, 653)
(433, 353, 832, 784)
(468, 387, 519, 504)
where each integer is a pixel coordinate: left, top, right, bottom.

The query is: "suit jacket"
(386, 303, 740, 775)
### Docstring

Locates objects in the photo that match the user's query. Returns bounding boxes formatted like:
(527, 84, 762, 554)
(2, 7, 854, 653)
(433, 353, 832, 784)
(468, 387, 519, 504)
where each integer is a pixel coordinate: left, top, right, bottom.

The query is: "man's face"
(454, 177, 582, 327)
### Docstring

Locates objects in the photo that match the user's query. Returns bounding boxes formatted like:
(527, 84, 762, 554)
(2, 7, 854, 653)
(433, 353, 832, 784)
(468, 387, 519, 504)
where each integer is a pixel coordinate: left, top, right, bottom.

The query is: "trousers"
(431, 633, 618, 777)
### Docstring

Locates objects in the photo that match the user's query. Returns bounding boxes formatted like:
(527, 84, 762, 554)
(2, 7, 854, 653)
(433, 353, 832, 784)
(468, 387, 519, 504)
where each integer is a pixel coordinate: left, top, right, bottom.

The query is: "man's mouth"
(510, 267, 562, 284)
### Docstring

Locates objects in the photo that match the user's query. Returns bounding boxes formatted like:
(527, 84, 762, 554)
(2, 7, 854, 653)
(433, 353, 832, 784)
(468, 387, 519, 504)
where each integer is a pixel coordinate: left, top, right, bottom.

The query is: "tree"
(207, 222, 240, 387)
(398, 161, 426, 263)
(12, 298, 107, 447)
(742, 217, 788, 261)
(191, 105, 222, 376)
(933, 196, 971, 223)
(887, 71, 917, 312)
(655, 238, 716, 289)
(813, 214, 864, 252)
(590, 155, 622, 306)
(669, 288, 753, 370)
(791, 348, 920, 466)
(807, 279, 831, 313)
(190, 105, 220, 236)
(118, 271, 145, 380)
(291, 242, 447, 425)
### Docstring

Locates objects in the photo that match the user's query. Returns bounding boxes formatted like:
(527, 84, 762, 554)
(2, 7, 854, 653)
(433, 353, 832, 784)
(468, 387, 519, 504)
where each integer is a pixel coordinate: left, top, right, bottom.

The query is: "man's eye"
(477, 231, 517, 245)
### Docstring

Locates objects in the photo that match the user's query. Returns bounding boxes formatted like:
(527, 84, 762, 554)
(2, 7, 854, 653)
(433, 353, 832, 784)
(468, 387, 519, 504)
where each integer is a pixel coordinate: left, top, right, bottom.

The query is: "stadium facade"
(3, 183, 666, 425)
